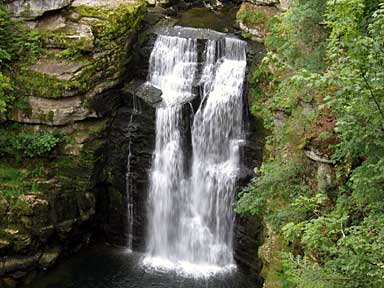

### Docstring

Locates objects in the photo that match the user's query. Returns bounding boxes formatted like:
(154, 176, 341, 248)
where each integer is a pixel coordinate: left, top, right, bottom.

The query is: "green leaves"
(0, 72, 12, 113)
(0, 5, 43, 115)
(239, 1, 384, 287)
(0, 128, 62, 159)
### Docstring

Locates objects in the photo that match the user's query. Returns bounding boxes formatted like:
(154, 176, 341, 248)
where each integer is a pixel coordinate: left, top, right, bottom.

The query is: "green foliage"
(236, 156, 312, 229)
(322, 1, 384, 205)
(237, 10, 266, 26)
(72, 2, 146, 48)
(0, 71, 12, 113)
(0, 127, 62, 159)
(12, 67, 88, 99)
(0, 164, 25, 199)
(0, 4, 42, 114)
(264, 0, 327, 71)
(239, 1, 384, 287)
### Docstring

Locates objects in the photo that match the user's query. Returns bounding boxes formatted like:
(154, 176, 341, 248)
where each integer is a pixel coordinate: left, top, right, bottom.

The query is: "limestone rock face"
(37, 15, 94, 51)
(98, 85, 156, 248)
(30, 59, 85, 82)
(279, 0, 290, 11)
(10, 96, 97, 126)
(1, 1, 147, 285)
(6, 0, 72, 19)
(8, 0, 146, 127)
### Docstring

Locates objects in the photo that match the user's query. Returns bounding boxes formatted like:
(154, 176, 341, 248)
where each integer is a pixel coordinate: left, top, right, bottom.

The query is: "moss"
(11, 66, 86, 99)
(42, 32, 93, 51)
(237, 3, 278, 29)
(72, 2, 146, 49)
(237, 10, 267, 26)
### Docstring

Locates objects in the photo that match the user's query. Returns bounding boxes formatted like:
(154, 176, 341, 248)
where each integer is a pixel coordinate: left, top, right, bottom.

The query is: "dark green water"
(176, 5, 238, 33)
(23, 245, 259, 288)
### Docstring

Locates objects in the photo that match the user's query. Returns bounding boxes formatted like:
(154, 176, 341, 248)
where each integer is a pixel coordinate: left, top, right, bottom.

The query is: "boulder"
(9, 96, 97, 126)
(279, 0, 290, 11)
(2, 254, 40, 275)
(12, 235, 32, 253)
(272, 110, 287, 127)
(0, 239, 11, 254)
(122, 80, 163, 106)
(39, 248, 60, 268)
(317, 163, 335, 193)
(6, 0, 72, 20)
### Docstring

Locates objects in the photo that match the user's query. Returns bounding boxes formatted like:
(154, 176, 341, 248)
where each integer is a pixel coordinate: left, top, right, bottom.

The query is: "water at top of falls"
(149, 35, 198, 105)
(143, 31, 247, 278)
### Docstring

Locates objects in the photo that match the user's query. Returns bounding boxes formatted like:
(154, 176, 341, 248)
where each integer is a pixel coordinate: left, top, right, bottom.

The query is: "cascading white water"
(143, 31, 246, 277)
(126, 95, 141, 252)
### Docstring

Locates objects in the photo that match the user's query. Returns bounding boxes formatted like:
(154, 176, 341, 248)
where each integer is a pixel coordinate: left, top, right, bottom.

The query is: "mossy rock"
(72, 1, 147, 48)
(11, 65, 87, 99)
(237, 2, 279, 42)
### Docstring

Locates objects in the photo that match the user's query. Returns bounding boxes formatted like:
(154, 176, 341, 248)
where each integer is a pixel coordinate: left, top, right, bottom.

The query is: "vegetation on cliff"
(0, 1, 147, 285)
(237, 0, 384, 287)
(0, 6, 42, 113)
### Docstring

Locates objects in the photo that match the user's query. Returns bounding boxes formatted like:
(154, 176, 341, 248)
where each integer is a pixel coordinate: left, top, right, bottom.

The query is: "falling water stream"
(22, 26, 256, 288)
(143, 31, 247, 276)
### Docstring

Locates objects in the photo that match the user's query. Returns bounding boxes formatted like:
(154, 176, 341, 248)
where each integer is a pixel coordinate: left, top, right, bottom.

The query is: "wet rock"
(39, 248, 60, 268)
(6, 0, 72, 19)
(9, 271, 27, 279)
(57, 220, 76, 237)
(234, 216, 264, 279)
(2, 277, 17, 287)
(37, 226, 55, 243)
(156, 25, 226, 40)
(0, 239, 11, 254)
(12, 235, 32, 253)
(2, 254, 40, 275)
(122, 80, 163, 106)
(97, 92, 156, 248)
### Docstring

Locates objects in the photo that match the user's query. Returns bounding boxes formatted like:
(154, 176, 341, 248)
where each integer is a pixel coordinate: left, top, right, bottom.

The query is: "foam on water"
(144, 32, 247, 277)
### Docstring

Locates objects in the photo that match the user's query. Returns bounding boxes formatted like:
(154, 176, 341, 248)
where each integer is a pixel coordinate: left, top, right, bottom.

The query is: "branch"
(361, 72, 384, 121)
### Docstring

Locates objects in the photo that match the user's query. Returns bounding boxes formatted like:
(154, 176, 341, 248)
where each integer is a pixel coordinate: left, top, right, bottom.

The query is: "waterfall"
(126, 94, 141, 251)
(143, 31, 246, 276)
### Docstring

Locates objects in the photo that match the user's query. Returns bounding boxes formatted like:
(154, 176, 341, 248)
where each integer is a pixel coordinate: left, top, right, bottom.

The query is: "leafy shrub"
(237, 10, 266, 26)
(239, 1, 384, 287)
(264, 0, 327, 71)
(0, 4, 42, 114)
(0, 128, 62, 158)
